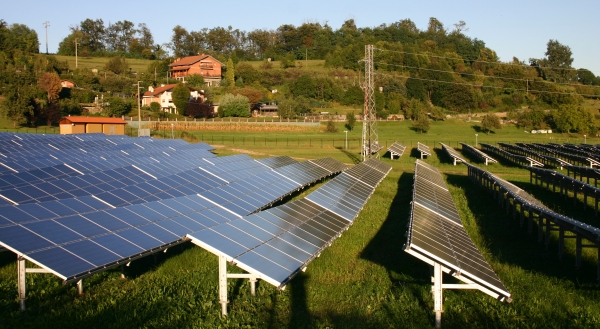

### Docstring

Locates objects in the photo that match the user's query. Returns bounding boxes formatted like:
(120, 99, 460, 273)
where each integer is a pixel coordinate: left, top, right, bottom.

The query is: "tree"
(289, 74, 316, 99)
(541, 39, 576, 82)
(577, 69, 597, 85)
(219, 93, 250, 117)
(185, 74, 205, 90)
(325, 120, 338, 133)
(345, 112, 356, 131)
(225, 58, 235, 86)
(412, 108, 430, 133)
(481, 113, 501, 134)
(171, 83, 190, 115)
(104, 56, 129, 74)
(103, 96, 132, 117)
(553, 105, 596, 134)
(150, 101, 161, 115)
(37, 72, 62, 103)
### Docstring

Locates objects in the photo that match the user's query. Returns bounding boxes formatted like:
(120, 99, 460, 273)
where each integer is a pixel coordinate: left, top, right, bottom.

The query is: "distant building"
(169, 54, 224, 86)
(60, 79, 76, 89)
(142, 84, 204, 115)
(59, 116, 127, 135)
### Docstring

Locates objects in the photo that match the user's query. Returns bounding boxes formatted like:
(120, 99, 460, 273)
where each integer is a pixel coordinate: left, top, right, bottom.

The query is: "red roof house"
(169, 54, 224, 86)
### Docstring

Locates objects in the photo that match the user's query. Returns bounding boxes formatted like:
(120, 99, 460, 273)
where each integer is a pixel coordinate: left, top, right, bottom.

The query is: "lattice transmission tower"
(361, 44, 379, 161)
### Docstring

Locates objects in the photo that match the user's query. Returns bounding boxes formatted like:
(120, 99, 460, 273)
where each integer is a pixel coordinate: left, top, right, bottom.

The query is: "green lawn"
(1, 119, 600, 328)
(54, 55, 154, 74)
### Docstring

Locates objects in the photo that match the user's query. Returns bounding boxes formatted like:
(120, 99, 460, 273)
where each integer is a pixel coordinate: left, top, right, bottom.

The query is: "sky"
(6, 0, 600, 73)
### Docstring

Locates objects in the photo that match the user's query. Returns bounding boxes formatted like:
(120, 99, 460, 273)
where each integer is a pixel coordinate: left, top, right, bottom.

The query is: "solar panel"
(387, 142, 406, 159)
(439, 143, 467, 165)
(404, 159, 511, 326)
(459, 143, 497, 165)
(417, 142, 431, 159)
(187, 159, 391, 315)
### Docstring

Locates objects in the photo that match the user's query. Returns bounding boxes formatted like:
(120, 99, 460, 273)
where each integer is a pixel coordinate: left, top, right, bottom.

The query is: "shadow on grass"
(445, 173, 600, 285)
(335, 146, 361, 164)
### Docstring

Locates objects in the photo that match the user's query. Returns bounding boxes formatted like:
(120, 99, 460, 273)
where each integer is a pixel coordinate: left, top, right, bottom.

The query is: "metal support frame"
(17, 255, 53, 311)
(429, 260, 507, 328)
(218, 255, 261, 316)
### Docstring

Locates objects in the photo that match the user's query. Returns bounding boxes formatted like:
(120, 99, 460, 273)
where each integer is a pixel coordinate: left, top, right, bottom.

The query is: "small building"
(59, 116, 127, 135)
(60, 79, 76, 89)
(169, 54, 224, 86)
(142, 84, 204, 115)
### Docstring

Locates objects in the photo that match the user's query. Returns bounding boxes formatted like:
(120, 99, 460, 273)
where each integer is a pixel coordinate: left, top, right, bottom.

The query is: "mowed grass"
(53, 55, 154, 74)
(1, 120, 600, 328)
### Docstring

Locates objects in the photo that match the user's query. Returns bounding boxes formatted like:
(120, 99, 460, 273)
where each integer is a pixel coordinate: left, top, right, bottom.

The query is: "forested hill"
(1, 17, 600, 134)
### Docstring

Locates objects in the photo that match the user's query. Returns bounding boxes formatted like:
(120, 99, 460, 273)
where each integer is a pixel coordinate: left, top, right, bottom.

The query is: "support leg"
(576, 234, 582, 270)
(219, 255, 228, 316)
(249, 276, 257, 296)
(77, 280, 83, 296)
(18, 256, 26, 312)
(121, 265, 125, 279)
(433, 262, 443, 328)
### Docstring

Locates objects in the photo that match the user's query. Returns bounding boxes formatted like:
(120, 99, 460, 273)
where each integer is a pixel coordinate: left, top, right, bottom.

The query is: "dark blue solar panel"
(83, 211, 131, 231)
(42, 201, 79, 217)
(54, 215, 108, 238)
(58, 198, 96, 213)
(0, 225, 53, 253)
(23, 220, 83, 245)
(122, 204, 163, 221)
(116, 229, 163, 250)
(18, 203, 57, 220)
(27, 247, 93, 278)
(92, 234, 144, 257)
(0, 206, 37, 223)
(173, 215, 208, 231)
(105, 207, 149, 226)
(155, 220, 191, 236)
(137, 223, 180, 243)
(62, 240, 121, 266)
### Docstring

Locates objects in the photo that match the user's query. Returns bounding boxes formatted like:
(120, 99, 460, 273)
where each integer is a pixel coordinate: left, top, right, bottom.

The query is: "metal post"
(77, 279, 83, 296)
(249, 276, 257, 296)
(344, 130, 348, 149)
(433, 262, 443, 328)
(171, 124, 174, 139)
(18, 256, 26, 311)
(219, 255, 228, 316)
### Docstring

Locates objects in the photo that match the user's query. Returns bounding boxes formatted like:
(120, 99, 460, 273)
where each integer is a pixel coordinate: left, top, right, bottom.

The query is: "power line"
(374, 47, 599, 74)
(373, 61, 600, 89)
(375, 72, 600, 98)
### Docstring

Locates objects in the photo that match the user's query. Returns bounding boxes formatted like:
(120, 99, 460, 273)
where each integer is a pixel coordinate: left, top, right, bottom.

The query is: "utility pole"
(361, 44, 379, 161)
(74, 39, 79, 68)
(135, 81, 143, 136)
(43, 21, 50, 54)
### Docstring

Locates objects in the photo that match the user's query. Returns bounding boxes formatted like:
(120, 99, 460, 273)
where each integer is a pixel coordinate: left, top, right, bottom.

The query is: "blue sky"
(7, 0, 600, 73)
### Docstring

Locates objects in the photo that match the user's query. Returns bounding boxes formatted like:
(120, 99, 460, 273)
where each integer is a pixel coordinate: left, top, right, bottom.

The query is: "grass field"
(54, 55, 154, 74)
(1, 119, 600, 328)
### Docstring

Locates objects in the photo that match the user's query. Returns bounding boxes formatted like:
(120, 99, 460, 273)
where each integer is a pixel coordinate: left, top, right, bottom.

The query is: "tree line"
(2, 17, 600, 135)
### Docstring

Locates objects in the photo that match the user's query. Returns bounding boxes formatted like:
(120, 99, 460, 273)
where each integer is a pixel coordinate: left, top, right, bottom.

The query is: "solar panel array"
(404, 160, 511, 301)
(459, 143, 497, 165)
(188, 159, 391, 288)
(439, 143, 466, 165)
(0, 133, 347, 284)
(387, 142, 406, 159)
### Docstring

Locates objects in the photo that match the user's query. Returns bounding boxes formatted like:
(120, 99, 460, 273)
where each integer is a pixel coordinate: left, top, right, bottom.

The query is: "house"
(169, 54, 224, 86)
(60, 79, 76, 88)
(142, 84, 204, 115)
(59, 116, 127, 135)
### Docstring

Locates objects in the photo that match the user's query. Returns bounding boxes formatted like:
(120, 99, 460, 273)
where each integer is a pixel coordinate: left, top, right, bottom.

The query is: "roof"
(143, 84, 177, 97)
(60, 116, 127, 124)
(168, 54, 225, 68)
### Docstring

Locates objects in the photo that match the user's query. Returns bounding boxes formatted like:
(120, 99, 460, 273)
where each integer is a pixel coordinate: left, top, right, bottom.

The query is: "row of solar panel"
(0, 142, 215, 175)
(0, 155, 259, 207)
(188, 159, 391, 288)
(0, 154, 346, 281)
(405, 160, 511, 299)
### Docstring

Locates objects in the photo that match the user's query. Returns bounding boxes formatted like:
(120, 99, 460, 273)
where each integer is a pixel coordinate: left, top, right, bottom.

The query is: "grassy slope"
(54, 55, 154, 74)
